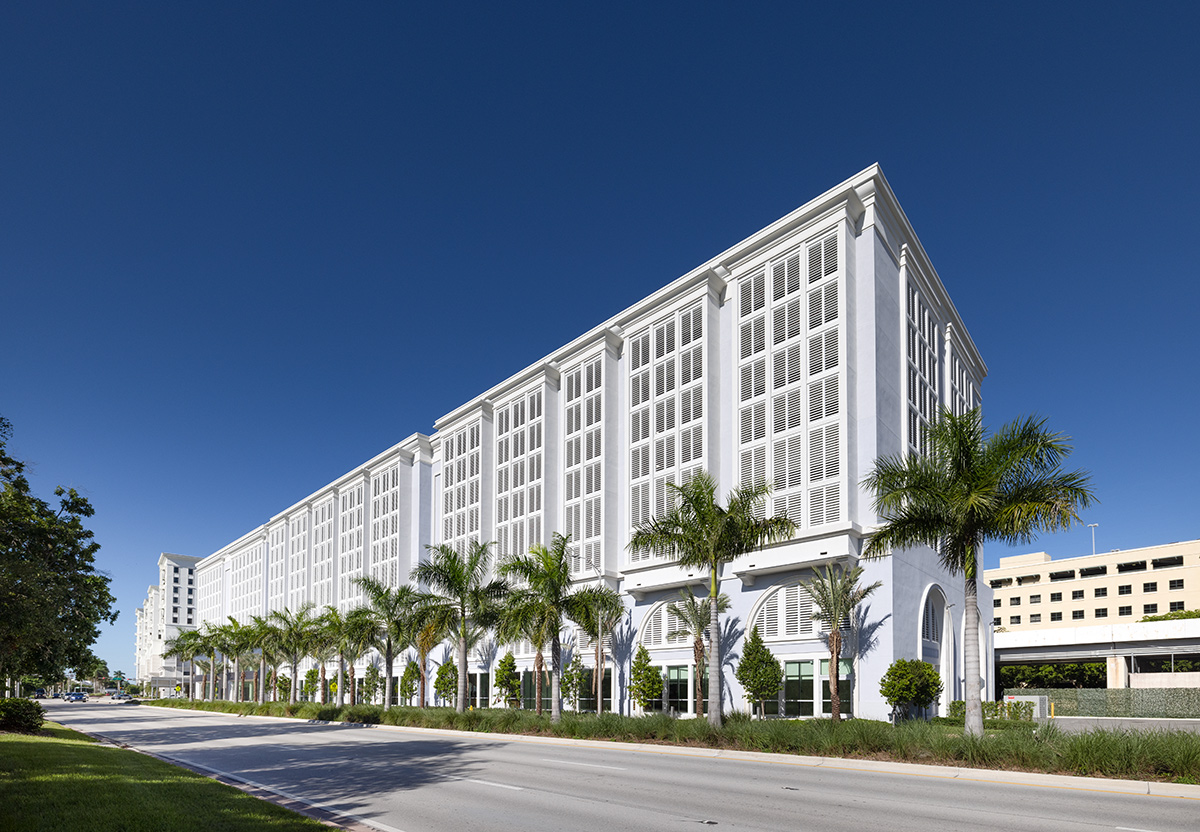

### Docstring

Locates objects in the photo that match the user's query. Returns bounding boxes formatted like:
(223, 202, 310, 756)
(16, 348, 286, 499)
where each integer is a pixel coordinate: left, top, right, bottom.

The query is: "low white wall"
(1130, 671, 1200, 689)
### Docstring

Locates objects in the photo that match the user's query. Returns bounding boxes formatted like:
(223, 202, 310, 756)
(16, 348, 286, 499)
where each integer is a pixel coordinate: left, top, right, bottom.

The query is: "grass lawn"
(0, 722, 331, 832)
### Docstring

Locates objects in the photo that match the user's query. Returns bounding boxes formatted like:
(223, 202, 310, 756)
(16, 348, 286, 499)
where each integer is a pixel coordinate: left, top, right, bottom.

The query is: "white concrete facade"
(181, 165, 992, 719)
(134, 552, 202, 695)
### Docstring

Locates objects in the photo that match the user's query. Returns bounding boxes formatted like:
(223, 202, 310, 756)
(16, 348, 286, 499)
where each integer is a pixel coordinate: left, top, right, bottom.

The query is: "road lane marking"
(451, 776, 523, 791)
(541, 758, 626, 770)
(1116, 828, 1162, 831)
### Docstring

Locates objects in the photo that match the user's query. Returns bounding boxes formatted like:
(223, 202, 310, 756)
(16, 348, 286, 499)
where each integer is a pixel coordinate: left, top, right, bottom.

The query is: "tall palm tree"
(413, 542, 508, 713)
(629, 470, 795, 726)
(566, 584, 624, 715)
(306, 619, 338, 704)
(412, 615, 444, 708)
(499, 533, 593, 723)
(320, 605, 376, 706)
(798, 564, 881, 722)
(217, 616, 256, 703)
(354, 576, 420, 707)
(162, 629, 202, 699)
(195, 625, 220, 701)
(863, 408, 1094, 736)
(269, 603, 318, 704)
(248, 615, 279, 704)
(666, 587, 731, 718)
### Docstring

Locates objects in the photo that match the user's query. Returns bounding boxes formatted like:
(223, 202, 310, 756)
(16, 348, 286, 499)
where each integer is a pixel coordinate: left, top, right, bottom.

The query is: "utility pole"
(1087, 523, 1098, 556)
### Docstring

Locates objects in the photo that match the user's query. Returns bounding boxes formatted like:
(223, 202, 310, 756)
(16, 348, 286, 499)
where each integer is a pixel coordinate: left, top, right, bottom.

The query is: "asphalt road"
(46, 700, 1200, 832)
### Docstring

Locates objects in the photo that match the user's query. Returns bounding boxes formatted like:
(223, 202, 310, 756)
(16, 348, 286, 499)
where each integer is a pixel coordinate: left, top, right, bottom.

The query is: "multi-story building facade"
(986, 540, 1200, 631)
(178, 165, 992, 719)
(134, 552, 202, 696)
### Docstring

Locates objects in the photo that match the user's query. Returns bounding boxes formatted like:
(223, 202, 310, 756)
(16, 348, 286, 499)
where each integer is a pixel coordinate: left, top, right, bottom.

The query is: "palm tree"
(248, 615, 280, 704)
(319, 605, 376, 705)
(354, 576, 420, 707)
(162, 630, 202, 699)
(499, 533, 594, 723)
(798, 564, 881, 722)
(269, 603, 319, 704)
(216, 617, 256, 703)
(413, 542, 508, 713)
(666, 588, 731, 718)
(412, 615, 444, 708)
(629, 470, 795, 726)
(195, 625, 220, 701)
(566, 584, 624, 715)
(863, 407, 1094, 736)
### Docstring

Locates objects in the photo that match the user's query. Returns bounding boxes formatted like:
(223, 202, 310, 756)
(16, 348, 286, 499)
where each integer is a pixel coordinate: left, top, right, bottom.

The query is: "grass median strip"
(148, 699, 1200, 784)
(0, 721, 333, 832)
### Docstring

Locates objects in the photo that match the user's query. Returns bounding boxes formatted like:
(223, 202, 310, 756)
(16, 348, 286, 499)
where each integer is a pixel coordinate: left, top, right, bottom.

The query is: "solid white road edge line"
(541, 758, 627, 770)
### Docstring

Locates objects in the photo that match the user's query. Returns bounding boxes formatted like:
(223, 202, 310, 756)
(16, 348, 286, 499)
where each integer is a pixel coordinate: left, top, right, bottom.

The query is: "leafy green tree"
(275, 674, 291, 702)
(269, 603, 319, 704)
(248, 614, 283, 704)
(494, 651, 520, 707)
(320, 605, 376, 706)
(629, 645, 663, 712)
(628, 470, 795, 726)
(354, 576, 420, 707)
(666, 588, 730, 718)
(863, 408, 1095, 736)
(0, 416, 117, 688)
(799, 564, 881, 722)
(735, 626, 782, 718)
(303, 667, 320, 700)
(879, 658, 943, 718)
(362, 664, 383, 705)
(998, 662, 1105, 690)
(499, 533, 596, 723)
(399, 660, 419, 705)
(561, 652, 586, 711)
(434, 661, 458, 705)
(413, 541, 508, 713)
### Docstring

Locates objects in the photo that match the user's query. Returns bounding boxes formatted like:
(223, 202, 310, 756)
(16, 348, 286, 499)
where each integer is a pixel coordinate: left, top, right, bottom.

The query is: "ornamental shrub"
(494, 652, 520, 707)
(629, 645, 664, 711)
(399, 660, 419, 706)
(879, 659, 942, 717)
(434, 661, 458, 705)
(735, 627, 782, 718)
(0, 697, 45, 733)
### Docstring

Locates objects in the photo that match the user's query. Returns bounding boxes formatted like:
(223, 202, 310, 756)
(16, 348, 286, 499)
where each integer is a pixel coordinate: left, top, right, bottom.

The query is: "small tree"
(363, 665, 383, 705)
(494, 652, 520, 707)
(399, 661, 419, 706)
(434, 662, 458, 705)
(275, 675, 291, 702)
(561, 653, 586, 711)
(303, 668, 319, 701)
(879, 659, 943, 720)
(735, 626, 782, 718)
(629, 645, 663, 712)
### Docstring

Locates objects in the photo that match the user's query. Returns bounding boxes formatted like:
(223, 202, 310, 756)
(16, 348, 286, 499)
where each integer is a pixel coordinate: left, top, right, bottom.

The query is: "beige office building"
(986, 539, 1200, 632)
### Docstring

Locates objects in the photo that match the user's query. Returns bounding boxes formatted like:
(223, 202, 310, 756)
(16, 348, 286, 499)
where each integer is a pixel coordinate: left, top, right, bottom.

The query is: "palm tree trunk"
(594, 636, 603, 716)
(829, 629, 842, 722)
(209, 653, 216, 701)
(693, 637, 705, 718)
(347, 662, 357, 706)
(419, 649, 427, 708)
(550, 634, 562, 723)
(258, 656, 266, 705)
(319, 663, 327, 704)
(290, 660, 299, 704)
(708, 573, 722, 726)
(337, 655, 345, 707)
(457, 630, 468, 713)
(384, 642, 394, 709)
(963, 569, 983, 737)
(534, 649, 544, 716)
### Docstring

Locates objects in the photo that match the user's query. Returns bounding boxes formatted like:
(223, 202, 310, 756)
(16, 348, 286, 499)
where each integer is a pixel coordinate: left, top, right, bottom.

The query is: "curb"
(141, 703, 1200, 799)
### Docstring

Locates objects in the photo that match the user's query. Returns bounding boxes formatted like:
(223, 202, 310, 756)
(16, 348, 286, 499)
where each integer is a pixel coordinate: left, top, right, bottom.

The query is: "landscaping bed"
(147, 699, 1200, 783)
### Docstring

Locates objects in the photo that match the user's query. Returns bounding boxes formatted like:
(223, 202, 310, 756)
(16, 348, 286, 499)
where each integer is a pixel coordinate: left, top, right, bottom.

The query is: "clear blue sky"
(3, 3, 1197, 674)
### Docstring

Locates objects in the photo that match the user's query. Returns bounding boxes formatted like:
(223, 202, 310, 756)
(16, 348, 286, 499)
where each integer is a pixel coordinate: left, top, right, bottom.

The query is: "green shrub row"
(0, 697, 46, 733)
(1007, 688, 1200, 719)
(947, 700, 1034, 721)
(145, 699, 1200, 782)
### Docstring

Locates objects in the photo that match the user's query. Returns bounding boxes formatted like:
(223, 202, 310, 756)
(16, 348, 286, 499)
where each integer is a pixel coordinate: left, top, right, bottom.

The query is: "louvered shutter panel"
(741, 272, 765, 317)
(741, 446, 765, 488)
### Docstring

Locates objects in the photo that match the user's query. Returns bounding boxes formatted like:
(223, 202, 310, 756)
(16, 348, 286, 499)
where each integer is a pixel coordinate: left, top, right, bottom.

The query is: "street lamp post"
(1088, 523, 1098, 556)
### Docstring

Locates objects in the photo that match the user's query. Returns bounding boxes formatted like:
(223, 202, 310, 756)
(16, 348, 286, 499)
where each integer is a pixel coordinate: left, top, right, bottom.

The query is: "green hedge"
(1005, 688, 1200, 718)
(947, 700, 1034, 721)
(0, 697, 46, 733)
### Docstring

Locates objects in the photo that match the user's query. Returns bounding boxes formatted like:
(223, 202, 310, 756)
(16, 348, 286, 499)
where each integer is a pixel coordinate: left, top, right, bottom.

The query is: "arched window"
(922, 591, 944, 644)
(639, 602, 690, 648)
(750, 583, 820, 640)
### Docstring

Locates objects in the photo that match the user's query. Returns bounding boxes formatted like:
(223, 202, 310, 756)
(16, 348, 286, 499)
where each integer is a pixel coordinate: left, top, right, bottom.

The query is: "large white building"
(134, 552, 202, 696)
(178, 165, 992, 719)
